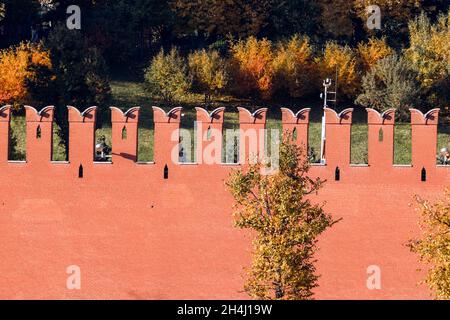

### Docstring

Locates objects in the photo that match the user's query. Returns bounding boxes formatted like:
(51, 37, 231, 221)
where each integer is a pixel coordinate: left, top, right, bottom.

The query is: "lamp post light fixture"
(319, 78, 337, 164)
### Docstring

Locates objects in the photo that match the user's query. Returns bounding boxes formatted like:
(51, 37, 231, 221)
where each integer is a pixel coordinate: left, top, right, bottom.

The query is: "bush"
(272, 35, 316, 98)
(317, 42, 360, 100)
(0, 42, 54, 108)
(144, 47, 191, 104)
(188, 49, 228, 103)
(355, 55, 421, 120)
(229, 37, 274, 100)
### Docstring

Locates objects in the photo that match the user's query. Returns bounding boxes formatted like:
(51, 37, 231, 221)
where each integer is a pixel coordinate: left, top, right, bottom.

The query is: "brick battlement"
(0, 105, 445, 171)
(0, 104, 448, 300)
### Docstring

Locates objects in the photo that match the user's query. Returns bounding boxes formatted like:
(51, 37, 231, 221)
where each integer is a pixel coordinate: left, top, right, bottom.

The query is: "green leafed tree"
(144, 47, 191, 105)
(45, 24, 111, 157)
(46, 24, 111, 109)
(408, 188, 450, 300)
(355, 54, 421, 120)
(226, 136, 337, 300)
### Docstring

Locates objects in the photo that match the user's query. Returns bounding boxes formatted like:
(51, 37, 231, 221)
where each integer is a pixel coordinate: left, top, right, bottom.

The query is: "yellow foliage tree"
(409, 188, 450, 300)
(404, 12, 449, 93)
(188, 49, 228, 103)
(317, 42, 360, 100)
(357, 37, 394, 72)
(230, 37, 274, 100)
(226, 137, 337, 300)
(0, 42, 53, 107)
(272, 35, 316, 98)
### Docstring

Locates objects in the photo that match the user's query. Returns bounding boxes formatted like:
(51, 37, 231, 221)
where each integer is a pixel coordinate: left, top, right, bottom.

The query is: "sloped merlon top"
(238, 107, 267, 124)
(153, 107, 182, 123)
(366, 108, 395, 125)
(410, 108, 440, 125)
(195, 107, 225, 123)
(281, 108, 311, 124)
(0, 105, 11, 122)
(67, 106, 97, 123)
(110, 107, 140, 123)
(25, 106, 54, 123)
(325, 108, 353, 124)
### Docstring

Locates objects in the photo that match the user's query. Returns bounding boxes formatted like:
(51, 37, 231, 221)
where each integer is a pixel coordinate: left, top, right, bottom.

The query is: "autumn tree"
(226, 136, 336, 300)
(272, 35, 316, 98)
(144, 47, 191, 104)
(318, 0, 355, 40)
(0, 42, 54, 108)
(188, 49, 228, 104)
(357, 37, 394, 72)
(353, 0, 447, 44)
(404, 12, 449, 108)
(317, 42, 360, 100)
(39, 1, 173, 65)
(408, 189, 450, 300)
(354, 0, 419, 32)
(171, 0, 326, 40)
(230, 37, 274, 100)
(171, 0, 272, 39)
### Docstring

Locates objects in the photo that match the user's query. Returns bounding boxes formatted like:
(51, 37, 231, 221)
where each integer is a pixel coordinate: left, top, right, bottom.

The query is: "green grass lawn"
(109, 80, 155, 162)
(8, 80, 450, 165)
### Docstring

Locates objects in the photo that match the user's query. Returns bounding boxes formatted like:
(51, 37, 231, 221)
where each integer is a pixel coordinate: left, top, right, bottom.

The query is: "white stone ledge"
(220, 162, 240, 166)
(310, 163, 326, 167)
(136, 161, 155, 165)
(177, 162, 198, 166)
(51, 161, 70, 164)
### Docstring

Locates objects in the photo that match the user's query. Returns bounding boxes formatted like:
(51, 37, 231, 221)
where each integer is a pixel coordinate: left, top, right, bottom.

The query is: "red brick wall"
(0, 105, 447, 299)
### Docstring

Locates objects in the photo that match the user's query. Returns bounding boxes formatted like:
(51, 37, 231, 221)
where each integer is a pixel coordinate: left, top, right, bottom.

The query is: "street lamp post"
(320, 78, 336, 164)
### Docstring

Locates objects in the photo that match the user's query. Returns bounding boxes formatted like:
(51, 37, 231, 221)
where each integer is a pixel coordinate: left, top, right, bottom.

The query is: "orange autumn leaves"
(229, 36, 393, 100)
(230, 37, 274, 99)
(0, 42, 53, 107)
(1, 37, 396, 106)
